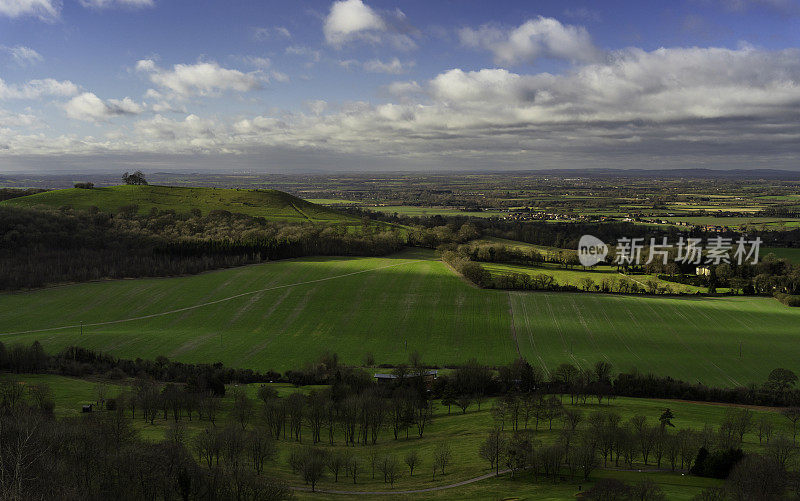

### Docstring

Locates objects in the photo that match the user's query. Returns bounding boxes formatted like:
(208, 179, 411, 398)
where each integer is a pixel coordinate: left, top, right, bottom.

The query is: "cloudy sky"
(0, 0, 799, 173)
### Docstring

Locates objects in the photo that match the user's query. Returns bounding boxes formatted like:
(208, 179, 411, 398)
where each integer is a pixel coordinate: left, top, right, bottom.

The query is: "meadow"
(1, 249, 798, 387)
(0, 185, 355, 223)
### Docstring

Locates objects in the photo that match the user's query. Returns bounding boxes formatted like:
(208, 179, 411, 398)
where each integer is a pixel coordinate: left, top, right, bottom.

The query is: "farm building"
(695, 266, 711, 276)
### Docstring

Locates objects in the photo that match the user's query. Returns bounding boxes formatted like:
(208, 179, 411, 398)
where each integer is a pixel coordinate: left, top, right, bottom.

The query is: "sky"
(0, 0, 799, 173)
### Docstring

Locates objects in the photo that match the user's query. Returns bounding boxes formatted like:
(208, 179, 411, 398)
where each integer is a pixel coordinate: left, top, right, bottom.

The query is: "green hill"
(0, 185, 354, 223)
(0, 248, 798, 386)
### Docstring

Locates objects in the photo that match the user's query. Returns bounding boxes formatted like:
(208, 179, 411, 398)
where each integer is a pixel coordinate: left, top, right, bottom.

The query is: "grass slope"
(0, 248, 798, 386)
(0, 185, 354, 223)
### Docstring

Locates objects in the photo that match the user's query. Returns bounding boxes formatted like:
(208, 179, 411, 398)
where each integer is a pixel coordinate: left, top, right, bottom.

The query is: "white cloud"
(233, 115, 284, 134)
(0, 78, 78, 99)
(270, 70, 290, 83)
(363, 57, 413, 74)
(285, 46, 322, 62)
(324, 0, 385, 46)
(0, 108, 40, 128)
(237, 56, 271, 70)
(0, 0, 60, 21)
(134, 114, 222, 150)
(385, 80, 422, 97)
(460, 17, 600, 65)
(721, 0, 799, 13)
(136, 59, 264, 98)
(305, 99, 328, 115)
(253, 26, 291, 41)
(79, 0, 154, 9)
(3, 46, 800, 172)
(2, 45, 43, 65)
(64, 92, 143, 121)
(426, 47, 800, 122)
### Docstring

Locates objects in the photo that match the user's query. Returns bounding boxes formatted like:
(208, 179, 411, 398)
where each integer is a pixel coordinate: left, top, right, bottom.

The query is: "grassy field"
(482, 261, 707, 294)
(0, 185, 355, 223)
(764, 247, 800, 264)
(470, 237, 573, 258)
(17, 372, 798, 499)
(0, 249, 798, 386)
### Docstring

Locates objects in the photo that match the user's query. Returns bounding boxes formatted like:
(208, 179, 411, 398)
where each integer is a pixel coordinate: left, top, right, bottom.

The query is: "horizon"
(1, 0, 800, 172)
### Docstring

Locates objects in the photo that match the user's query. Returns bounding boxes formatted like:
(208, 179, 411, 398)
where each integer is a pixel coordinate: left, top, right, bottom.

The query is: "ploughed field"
(0, 248, 797, 386)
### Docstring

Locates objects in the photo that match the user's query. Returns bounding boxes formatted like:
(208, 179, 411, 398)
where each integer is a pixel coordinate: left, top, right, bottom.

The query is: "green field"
(764, 247, 800, 264)
(471, 237, 573, 257)
(0, 248, 798, 387)
(1, 185, 354, 223)
(482, 261, 707, 294)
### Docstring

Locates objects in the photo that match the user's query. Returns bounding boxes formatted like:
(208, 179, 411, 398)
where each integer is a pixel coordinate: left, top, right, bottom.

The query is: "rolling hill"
(0, 185, 355, 223)
(0, 248, 798, 387)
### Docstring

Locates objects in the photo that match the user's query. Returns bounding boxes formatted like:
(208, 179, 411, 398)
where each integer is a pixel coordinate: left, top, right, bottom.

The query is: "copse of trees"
(122, 170, 148, 185)
(73, 182, 94, 189)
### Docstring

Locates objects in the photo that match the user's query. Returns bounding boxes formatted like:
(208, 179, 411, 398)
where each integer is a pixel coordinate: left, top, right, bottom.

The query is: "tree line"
(5, 341, 800, 410)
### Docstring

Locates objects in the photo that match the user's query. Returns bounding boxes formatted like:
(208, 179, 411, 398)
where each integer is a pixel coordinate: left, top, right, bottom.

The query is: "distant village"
(503, 209, 738, 232)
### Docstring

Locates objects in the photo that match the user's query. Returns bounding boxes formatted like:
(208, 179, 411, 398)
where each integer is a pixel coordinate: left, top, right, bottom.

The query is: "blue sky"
(0, 0, 799, 172)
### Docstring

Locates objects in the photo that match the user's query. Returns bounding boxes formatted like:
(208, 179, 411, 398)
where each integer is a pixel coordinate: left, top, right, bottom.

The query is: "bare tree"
(433, 443, 453, 477)
(781, 407, 800, 443)
(455, 395, 472, 414)
(766, 434, 797, 471)
(346, 455, 361, 484)
(479, 427, 507, 476)
(726, 454, 787, 501)
(231, 388, 254, 431)
(193, 427, 220, 468)
(286, 392, 305, 442)
(327, 451, 347, 483)
(377, 455, 401, 488)
(204, 393, 222, 426)
(299, 447, 327, 492)
(404, 450, 420, 477)
(247, 427, 277, 475)
(757, 415, 774, 444)
(415, 401, 434, 438)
